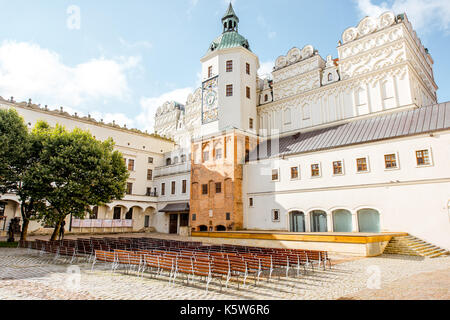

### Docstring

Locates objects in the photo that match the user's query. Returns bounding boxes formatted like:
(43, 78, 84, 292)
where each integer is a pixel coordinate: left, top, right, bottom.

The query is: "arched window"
(328, 73, 333, 82)
(264, 94, 268, 102)
(358, 209, 380, 233)
(333, 209, 352, 232)
(166, 158, 172, 166)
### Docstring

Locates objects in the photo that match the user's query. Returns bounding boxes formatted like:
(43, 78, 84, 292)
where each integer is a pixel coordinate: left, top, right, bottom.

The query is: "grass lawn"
(0, 242, 18, 248)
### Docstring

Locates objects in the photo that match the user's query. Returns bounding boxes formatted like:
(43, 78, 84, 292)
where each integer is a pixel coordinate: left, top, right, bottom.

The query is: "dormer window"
(328, 73, 333, 82)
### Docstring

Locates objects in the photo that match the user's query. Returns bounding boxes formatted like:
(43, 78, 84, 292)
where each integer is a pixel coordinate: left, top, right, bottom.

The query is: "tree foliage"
(30, 123, 129, 240)
(0, 109, 47, 240)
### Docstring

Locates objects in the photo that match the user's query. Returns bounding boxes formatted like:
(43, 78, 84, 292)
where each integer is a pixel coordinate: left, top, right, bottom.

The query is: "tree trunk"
(50, 219, 63, 241)
(21, 219, 30, 241)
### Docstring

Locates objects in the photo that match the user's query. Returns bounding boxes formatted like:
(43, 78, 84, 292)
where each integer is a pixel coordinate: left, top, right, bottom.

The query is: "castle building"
(1, 4, 449, 251)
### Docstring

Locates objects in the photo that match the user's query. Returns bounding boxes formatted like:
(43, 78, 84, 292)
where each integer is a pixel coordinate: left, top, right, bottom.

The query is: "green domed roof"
(206, 4, 250, 54)
(207, 31, 251, 54)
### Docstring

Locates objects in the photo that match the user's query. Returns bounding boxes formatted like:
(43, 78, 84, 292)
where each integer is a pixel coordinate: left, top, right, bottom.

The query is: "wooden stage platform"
(191, 231, 408, 257)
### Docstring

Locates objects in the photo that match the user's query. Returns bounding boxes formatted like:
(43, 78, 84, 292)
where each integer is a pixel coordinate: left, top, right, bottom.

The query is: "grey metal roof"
(249, 102, 450, 161)
(158, 203, 190, 213)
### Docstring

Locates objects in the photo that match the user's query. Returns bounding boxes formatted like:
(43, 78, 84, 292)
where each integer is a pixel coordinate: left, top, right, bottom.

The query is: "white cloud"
(0, 40, 139, 109)
(137, 87, 193, 133)
(258, 61, 274, 79)
(355, 0, 450, 32)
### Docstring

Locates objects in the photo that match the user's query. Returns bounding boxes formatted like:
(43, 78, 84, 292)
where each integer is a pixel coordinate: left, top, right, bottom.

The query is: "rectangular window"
(146, 188, 152, 196)
(357, 158, 368, 172)
(208, 66, 213, 78)
(272, 169, 279, 181)
(384, 154, 398, 169)
(246, 63, 250, 75)
(226, 212, 231, 221)
(128, 159, 135, 171)
(416, 150, 430, 166)
(202, 184, 208, 195)
(291, 167, 299, 180)
(203, 151, 209, 162)
(311, 164, 320, 177)
(192, 214, 197, 221)
(333, 161, 343, 175)
(249, 118, 254, 129)
(215, 148, 223, 160)
(161, 183, 165, 196)
(215, 182, 222, 194)
(182, 180, 187, 194)
(226, 84, 233, 97)
(171, 181, 176, 195)
(148, 157, 154, 164)
(272, 209, 280, 222)
(126, 183, 133, 195)
(226, 60, 233, 72)
(147, 169, 153, 180)
(246, 86, 251, 99)
(249, 198, 254, 207)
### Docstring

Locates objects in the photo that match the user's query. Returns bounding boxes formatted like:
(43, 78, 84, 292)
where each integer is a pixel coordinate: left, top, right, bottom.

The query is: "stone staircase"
(384, 235, 449, 258)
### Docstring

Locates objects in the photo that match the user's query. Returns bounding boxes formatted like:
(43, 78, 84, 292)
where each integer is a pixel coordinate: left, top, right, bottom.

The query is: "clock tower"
(200, 3, 260, 136)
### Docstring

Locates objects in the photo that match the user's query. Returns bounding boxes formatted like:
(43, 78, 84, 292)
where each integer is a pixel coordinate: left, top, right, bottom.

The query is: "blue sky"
(0, 0, 449, 132)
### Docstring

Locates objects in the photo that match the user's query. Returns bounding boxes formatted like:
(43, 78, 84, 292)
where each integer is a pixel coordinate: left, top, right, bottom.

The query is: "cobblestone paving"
(0, 248, 449, 300)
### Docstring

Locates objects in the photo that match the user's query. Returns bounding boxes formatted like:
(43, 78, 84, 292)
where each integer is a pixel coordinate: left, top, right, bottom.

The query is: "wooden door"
(169, 214, 178, 234)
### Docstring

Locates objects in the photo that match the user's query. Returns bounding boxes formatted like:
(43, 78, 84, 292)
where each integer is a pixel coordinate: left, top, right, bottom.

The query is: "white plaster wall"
(244, 131, 450, 249)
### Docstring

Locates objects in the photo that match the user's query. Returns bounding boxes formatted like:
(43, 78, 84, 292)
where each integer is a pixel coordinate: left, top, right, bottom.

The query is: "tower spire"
(222, 2, 239, 33)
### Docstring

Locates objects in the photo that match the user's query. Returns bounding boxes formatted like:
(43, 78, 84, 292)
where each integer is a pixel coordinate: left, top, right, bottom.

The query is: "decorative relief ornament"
(275, 56, 287, 69)
(358, 17, 377, 36)
(287, 47, 302, 64)
(342, 27, 359, 44)
(379, 12, 396, 29)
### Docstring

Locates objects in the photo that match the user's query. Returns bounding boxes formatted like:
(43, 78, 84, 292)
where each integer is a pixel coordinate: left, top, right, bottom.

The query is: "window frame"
(272, 209, 281, 222)
(171, 181, 176, 195)
(127, 159, 135, 171)
(384, 153, 400, 171)
(182, 180, 187, 194)
(246, 63, 250, 75)
(147, 169, 153, 181)
(226, 60, 233, 72)
(226, 84, 233, 97)
(290, 166, 300, 180)
(356, 156, 370, 173)
(249, 197, 254, 208)
(202, 184, 208, 195)
(215, 182, 222, 194)
(310, 163, 322, 178)
(126, 182, 133, 195)
(415, 148, 433, 168)
(246, 86, 251, 99)
(332, 160, 345, 176)
(161, 183, 166, 196)
(271, 169, 280, 182)
(208, 66, 213, 78)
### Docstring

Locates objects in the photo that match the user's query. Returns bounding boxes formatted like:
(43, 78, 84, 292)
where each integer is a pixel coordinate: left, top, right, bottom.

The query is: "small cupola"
(222, 3, 239, 33)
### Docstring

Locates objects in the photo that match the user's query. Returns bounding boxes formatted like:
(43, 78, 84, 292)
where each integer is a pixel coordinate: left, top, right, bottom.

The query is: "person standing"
(59, 220, 66, 241)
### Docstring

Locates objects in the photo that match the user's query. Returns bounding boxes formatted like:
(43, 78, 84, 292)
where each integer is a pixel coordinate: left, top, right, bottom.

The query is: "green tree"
(31, 123, 129, 241)
(0, 109, 47, 241)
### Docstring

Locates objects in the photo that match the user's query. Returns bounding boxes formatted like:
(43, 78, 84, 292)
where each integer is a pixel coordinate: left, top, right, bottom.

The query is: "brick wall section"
(190, 131, 255, 232)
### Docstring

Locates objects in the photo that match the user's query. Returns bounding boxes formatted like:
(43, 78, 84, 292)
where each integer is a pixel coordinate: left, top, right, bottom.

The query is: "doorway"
(169, 214, 178, 234)
(311, 210, 328, 232)
(290, 211, 305, 232)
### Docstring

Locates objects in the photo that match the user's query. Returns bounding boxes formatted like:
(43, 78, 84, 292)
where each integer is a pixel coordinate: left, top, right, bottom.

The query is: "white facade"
(1, 7, 449, 251)
(243, 131, 450, 249)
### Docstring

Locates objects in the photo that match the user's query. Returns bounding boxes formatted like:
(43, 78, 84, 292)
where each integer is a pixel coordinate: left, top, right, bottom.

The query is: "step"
(417, 247, 443, 254)
(428, 251, 449, 258)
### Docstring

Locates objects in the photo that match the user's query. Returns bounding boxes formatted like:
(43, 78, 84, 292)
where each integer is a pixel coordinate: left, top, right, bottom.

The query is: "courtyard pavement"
(0, 235, 448, 300)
